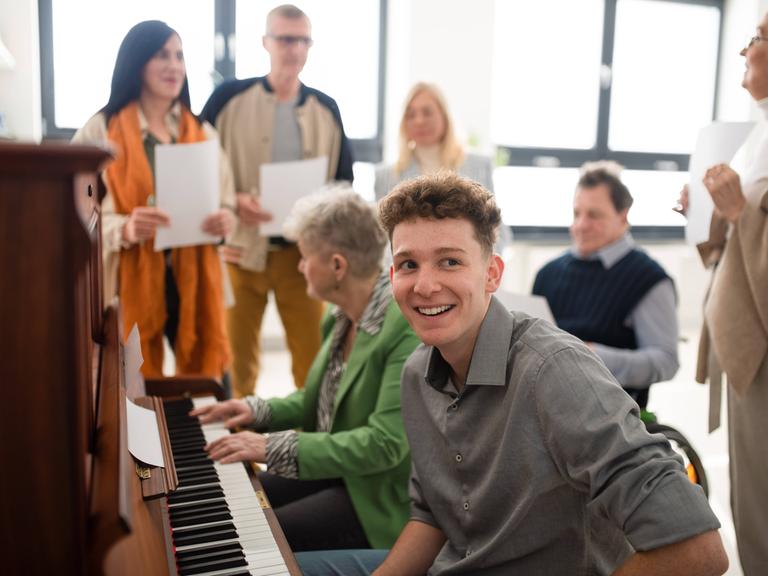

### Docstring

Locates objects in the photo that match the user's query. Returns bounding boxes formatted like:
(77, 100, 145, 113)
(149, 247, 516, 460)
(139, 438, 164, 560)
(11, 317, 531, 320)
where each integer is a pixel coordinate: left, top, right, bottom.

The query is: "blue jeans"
(295, 549, 389, 576)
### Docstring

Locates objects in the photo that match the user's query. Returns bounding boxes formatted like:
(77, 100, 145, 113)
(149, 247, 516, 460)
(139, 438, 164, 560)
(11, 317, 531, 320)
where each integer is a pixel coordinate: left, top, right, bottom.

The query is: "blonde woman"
(375, 82, 510, 250)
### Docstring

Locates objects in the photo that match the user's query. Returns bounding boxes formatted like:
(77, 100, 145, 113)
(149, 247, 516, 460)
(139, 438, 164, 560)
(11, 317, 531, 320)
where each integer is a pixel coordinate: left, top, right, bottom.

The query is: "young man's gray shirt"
(401, 296, 720, 575)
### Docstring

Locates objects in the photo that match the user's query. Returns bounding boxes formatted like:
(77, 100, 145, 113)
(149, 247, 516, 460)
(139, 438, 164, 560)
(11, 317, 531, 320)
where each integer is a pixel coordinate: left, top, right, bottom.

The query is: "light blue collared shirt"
(570, 232, 679, 389)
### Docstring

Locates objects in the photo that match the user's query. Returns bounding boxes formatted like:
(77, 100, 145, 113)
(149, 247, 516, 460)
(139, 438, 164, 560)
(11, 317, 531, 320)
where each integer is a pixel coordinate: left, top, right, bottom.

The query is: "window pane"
(494, 166, 579, 227)
(52, 0, 215, 128)
(235, 0, 380, 139)
(608, 0, 720, 154)
(621, 169, 688, 226)
(491, 0, 604, 149)
(494, 166, 688, 227)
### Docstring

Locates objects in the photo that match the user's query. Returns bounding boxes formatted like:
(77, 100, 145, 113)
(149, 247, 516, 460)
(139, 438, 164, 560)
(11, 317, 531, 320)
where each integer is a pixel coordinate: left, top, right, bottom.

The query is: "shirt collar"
(262, 75, 309, 106)
(136, 101, 182, 140)
(331, 272, 391, 336)
(423, 296, 513, 393)
(571, 231, 635, 269)
(757, 96, 768, 120)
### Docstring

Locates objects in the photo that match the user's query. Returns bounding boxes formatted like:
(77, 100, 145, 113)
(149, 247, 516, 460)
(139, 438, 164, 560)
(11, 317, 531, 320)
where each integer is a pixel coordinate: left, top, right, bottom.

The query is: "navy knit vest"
(533, 249, 668, 350)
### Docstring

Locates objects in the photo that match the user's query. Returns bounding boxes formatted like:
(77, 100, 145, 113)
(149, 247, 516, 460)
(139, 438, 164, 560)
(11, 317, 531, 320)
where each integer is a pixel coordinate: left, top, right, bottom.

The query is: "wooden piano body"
(0, 142, 300, 576)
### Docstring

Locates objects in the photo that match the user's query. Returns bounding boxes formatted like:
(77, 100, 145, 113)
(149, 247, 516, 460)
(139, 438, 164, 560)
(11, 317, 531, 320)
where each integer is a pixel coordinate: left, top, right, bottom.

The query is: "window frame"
(496, 0, 723, 240)
(37, 0, 388, 163)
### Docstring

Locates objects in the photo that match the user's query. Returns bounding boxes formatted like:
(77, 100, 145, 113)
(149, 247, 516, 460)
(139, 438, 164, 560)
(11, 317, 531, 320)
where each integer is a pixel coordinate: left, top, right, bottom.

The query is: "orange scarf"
(105, 102, 230, 378)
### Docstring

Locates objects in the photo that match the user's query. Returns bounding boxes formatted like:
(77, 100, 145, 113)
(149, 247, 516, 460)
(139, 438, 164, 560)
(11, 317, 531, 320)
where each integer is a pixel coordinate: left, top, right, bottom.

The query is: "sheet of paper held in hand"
(154, 139, 221, 251)
(126, 399, 165, 467)
(686, 121, 754, 245)
(258, 156, 328, 237)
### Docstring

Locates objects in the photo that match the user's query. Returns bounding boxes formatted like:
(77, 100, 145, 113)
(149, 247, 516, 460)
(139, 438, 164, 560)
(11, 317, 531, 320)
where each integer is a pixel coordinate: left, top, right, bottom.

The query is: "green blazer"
(266, 299, 420, 548)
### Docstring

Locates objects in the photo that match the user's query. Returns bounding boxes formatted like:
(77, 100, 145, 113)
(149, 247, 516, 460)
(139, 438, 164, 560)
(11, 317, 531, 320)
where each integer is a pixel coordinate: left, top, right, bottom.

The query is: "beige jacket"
(696, 131, 768, 394)
(72, 105, 236, 305)
(203, 79, 351, 272)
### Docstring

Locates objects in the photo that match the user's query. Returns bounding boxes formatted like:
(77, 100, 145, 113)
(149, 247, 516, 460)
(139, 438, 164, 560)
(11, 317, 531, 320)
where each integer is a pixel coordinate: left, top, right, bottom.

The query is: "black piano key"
(172, 527, 239, 547)
(178, 556, 248, 576)
(172, 521, 237, 539)
(173, 445, 209, 457)
(170, 432, 207, 443)
(169, 498, 227, 513)
(170, 434, 207, 445)
(169, 499, 229, 514)
(175, 543, 246, 566)
(175, 542, 243, 563)
(177, 475, 220, 489)
(176, 463, 216, 473)
(170, 506, 231, 525)
(174, 453, 214, 465)
(177, 463, 216, 474)
(169, 484, 223, 498)
(171, 511, 233, 528)
(170, 503, 229, 520)
(177, 468, 218, 480)
(176, 481, 220, 493)
(168, 488, 225, 505)
(169, 502, 230, 518)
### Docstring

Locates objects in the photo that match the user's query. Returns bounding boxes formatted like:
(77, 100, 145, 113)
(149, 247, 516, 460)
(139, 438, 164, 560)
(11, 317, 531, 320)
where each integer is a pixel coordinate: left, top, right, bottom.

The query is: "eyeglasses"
(745, 35, 768, 50)
(267, 34, 313, 48)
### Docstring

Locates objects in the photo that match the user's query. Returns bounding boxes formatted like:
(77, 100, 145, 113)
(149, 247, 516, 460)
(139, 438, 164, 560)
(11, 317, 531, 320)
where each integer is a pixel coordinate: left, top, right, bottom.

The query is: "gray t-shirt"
(272, 97, 302, 163)
(401, 296, 720, 575)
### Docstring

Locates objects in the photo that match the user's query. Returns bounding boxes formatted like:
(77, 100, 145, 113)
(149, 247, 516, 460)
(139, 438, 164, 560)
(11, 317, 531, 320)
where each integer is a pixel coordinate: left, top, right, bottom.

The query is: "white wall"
(0, 0, 41, 141)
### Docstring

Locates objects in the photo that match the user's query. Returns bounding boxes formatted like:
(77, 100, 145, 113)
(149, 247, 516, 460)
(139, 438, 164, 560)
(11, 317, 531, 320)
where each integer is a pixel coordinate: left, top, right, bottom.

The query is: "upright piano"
(0, 142, 301, 576)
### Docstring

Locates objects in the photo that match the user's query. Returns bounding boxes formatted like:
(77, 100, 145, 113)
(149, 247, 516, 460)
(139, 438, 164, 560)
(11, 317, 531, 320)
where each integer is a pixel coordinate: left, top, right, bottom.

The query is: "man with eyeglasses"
(202, 4, 353, 399)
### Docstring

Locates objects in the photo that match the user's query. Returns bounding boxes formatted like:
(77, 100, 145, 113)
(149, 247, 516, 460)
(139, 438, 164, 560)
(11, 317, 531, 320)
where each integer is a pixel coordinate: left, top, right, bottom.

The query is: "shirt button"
(465, 549, 472, 558)
(455, 453, 463, 463)
(463, 501, 470, 511)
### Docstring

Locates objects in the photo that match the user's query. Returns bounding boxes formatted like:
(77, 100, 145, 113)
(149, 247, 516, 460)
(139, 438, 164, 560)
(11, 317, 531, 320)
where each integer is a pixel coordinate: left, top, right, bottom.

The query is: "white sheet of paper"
(258, 157, 328, 236)
(124, 323, 145, 401)
(495, 291, 555, 324)
(126, 399, 165, 467)
(686, 121, 754, 245)
(154, 139, 220, 251)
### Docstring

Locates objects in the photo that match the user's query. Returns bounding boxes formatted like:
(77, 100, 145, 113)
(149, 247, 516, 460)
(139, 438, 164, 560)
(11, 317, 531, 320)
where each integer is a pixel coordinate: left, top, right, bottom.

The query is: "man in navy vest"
(533, 163, 679, 408)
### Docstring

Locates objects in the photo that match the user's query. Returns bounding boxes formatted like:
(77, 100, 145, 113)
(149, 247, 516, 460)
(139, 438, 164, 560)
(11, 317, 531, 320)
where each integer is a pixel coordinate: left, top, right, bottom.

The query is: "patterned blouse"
(245, 273, 392, 478)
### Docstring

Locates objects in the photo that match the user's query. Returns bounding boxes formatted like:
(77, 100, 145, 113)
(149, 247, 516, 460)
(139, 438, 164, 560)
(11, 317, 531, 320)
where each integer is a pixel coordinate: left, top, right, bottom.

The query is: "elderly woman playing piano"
(191, 188, 419, 552)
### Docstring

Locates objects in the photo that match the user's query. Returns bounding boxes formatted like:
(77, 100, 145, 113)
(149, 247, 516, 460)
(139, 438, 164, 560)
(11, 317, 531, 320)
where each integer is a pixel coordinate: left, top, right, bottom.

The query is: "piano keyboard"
(164, 396, 291, 576)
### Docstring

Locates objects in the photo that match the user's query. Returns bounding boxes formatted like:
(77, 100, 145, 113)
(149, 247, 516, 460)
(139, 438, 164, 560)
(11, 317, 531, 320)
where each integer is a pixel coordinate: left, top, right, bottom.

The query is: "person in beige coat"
(690, 13, 768, 575)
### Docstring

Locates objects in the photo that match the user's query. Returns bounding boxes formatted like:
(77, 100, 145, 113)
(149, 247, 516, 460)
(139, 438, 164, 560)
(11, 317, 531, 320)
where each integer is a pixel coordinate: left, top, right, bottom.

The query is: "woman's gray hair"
(283, 184, 388, 278)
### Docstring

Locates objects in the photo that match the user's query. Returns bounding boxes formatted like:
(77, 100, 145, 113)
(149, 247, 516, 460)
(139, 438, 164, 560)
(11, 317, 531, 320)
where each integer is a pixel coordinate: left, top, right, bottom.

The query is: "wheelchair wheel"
(645, 421, 709, 498)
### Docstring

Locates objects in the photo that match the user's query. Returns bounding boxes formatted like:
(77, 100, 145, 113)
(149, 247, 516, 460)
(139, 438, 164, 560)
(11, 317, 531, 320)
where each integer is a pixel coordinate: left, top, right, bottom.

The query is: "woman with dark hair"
(73, 20, 234, 378)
